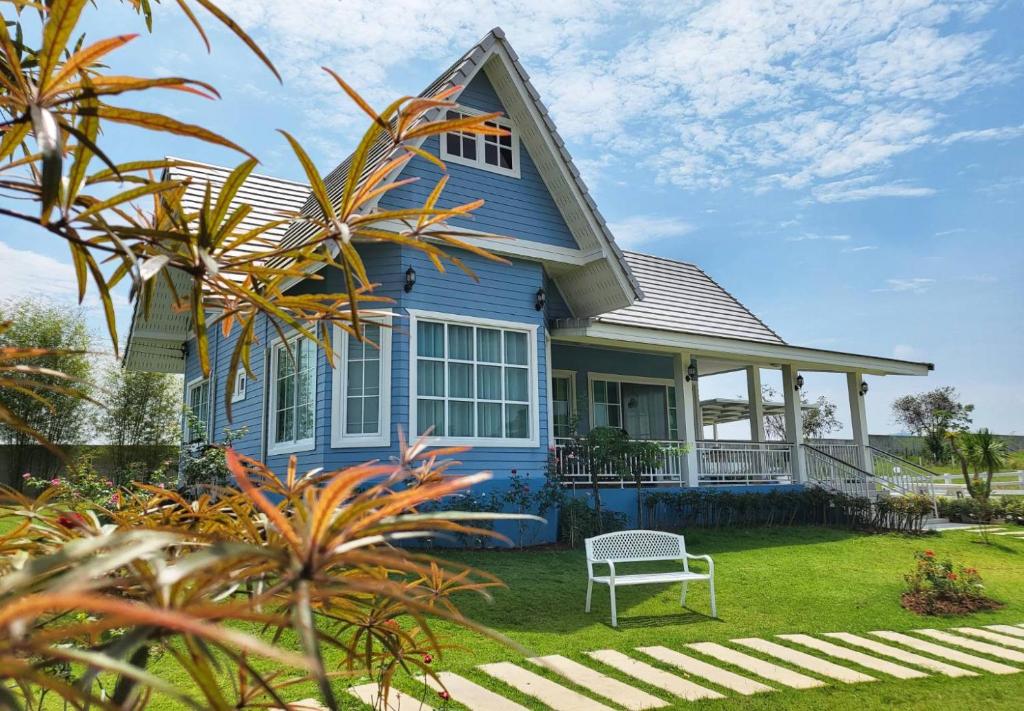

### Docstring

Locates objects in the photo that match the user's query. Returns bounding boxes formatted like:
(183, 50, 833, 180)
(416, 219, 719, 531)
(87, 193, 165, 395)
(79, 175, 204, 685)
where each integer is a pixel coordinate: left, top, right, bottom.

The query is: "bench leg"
(708, 575, 717, 618)
(680, 581, 688, 607)
(609, 584, 618, 627)
(585, 579, 593, 613)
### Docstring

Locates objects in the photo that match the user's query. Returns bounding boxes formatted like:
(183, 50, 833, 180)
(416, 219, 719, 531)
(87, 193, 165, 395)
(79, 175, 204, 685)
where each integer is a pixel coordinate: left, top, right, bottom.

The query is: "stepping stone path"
(344, 623, 1024, 709)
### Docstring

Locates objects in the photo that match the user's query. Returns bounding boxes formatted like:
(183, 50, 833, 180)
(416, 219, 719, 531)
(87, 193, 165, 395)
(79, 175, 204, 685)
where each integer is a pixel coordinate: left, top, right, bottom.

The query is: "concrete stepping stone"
(733, 638, 875, 683)
(528, 655, 668, 710)
(778, 634, 927, 679)
(425, 672, 530, 711)
(870, 631, 1019, 674)
(687, 642, 824, 689)
(986, 625, 1024, 639)
(993, 531, 1024, 536)
(479, 662, 617, 711)
(637, 645, 774, 695)
(587, 649, 724, 701)
(914, 629, 1024, 663)
(823, 633, 977, 677)
(349, 684, 434, 710)
(954, 627, 1024, 650)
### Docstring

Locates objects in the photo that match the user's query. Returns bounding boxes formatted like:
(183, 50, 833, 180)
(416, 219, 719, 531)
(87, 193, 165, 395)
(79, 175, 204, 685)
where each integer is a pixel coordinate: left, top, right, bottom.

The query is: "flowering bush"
(902, 550, 1000, 615)
(23, 454, 119, 508)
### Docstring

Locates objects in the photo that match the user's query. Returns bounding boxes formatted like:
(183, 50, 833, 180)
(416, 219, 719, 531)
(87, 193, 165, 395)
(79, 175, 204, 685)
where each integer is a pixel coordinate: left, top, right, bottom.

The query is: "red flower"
(56, 513, 86, 529)
(422, 653, 433, 665)
(437, 690, 450, 701)
(965, 567, 977, 575)
(947, 573, 958, 581)
(923, 550, 934, 558)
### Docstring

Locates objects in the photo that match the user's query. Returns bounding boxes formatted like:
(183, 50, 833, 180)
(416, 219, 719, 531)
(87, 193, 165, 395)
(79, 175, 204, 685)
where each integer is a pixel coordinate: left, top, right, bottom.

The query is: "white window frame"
(331, 314, 392, 448)
(185, 376, 211, 443)
(438, 106, 521, 179)
(551, 369, 577, 440)
(408, 309, 539, 448)
(267, 334, 318, 456)
(587, 372, 677, 440)
(231, 368, 247, 403)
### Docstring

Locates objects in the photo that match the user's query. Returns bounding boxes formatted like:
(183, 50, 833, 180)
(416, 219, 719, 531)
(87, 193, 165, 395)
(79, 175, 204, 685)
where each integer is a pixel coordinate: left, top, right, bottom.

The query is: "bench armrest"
(587, 558, 617, 583)
(684, 553, 714, 575)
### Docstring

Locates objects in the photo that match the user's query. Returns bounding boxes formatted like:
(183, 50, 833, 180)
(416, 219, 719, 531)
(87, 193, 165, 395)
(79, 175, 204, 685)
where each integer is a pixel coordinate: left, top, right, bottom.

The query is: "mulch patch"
(901, 592, 1004, 616)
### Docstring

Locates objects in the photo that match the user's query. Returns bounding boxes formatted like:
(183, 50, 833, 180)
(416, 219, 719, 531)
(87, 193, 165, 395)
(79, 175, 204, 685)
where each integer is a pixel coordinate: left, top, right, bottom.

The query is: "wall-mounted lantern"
(795, 373, 805, 391)
(686, 363, 698, 382)
(404, 266, 416, 293)
(534, 287, 546, 311)
(859, 380, 869, 396)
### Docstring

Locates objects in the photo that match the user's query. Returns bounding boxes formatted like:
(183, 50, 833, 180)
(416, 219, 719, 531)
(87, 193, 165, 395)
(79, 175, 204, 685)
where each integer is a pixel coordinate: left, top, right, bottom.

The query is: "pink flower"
(437, 690, 450, 701)
(50, 478, 60, 486)
(423, 653, 433, 665)
(22, 472, 30, 479)
(105, 480, 113, 486)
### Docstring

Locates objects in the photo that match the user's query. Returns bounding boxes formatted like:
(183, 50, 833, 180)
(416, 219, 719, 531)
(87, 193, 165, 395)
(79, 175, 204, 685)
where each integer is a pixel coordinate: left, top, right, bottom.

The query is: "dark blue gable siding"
(378, 72, 579, 250)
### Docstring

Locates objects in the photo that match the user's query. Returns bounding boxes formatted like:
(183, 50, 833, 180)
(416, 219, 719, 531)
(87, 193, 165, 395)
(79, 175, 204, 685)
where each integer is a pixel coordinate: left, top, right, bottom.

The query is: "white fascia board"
(552, 322, 933, 377)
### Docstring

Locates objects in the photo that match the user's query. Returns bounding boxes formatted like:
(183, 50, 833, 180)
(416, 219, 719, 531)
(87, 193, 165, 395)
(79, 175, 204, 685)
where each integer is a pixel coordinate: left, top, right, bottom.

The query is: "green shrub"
(902, 550, 999, 615)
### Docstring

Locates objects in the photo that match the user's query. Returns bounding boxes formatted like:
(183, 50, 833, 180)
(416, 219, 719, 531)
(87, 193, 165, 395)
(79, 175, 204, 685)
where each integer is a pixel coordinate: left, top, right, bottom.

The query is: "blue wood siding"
(550, 343, 675, 435)
(378, 73, 579, 250)
(543, 275, 573, 321)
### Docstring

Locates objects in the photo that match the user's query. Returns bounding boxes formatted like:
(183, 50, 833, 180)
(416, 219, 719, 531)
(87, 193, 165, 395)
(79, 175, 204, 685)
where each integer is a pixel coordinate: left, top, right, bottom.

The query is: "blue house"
(124, 29, 934, 535)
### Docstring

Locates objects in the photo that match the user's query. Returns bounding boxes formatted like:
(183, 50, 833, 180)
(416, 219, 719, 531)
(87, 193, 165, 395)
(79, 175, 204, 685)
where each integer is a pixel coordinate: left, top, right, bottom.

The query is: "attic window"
(440, 109, 519, 178)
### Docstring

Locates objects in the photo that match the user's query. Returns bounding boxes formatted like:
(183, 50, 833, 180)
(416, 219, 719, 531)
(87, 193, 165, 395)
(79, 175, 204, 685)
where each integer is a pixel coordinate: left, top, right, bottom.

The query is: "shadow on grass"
(610, 610, 718, 630)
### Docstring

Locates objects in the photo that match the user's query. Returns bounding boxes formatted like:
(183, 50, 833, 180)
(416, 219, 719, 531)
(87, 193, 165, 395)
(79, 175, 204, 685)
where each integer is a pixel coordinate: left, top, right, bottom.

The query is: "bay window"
(332, 318, 391, 447)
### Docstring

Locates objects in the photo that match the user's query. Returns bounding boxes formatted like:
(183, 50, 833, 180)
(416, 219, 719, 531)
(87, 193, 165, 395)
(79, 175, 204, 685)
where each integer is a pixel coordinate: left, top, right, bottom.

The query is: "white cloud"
(812, 176, 936, 203)
(893, 344, 921, 360)
(785, 233, 851, 242)
(934, 227, 968, 236)
(874, 278, 936, 294)
(606, 215, 695, 249)
(842, 245, 879, 252)
(940, 124, 1024, 145)
(0, 242, 79, 302)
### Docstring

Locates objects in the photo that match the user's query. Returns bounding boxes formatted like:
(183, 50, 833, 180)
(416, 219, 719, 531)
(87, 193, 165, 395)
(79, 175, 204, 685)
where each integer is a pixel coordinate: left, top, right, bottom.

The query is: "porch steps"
(731, 638, 876, 683)
(686, 642, 825, 689)
(527, 655, 668, 710)
(870, 631, 1019, 674)
(349, 624, 1024, 709)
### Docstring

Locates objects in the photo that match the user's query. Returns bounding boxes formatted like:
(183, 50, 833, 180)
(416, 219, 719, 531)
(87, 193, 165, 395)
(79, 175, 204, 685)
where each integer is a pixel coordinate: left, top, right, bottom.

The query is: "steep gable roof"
(590, 251, 785, 345)
(276, 27, 642, 317)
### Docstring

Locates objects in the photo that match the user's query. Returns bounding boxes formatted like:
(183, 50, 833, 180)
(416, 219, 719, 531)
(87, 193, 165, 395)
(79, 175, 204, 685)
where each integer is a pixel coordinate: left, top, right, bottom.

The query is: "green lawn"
(133, 526, 1024, 709)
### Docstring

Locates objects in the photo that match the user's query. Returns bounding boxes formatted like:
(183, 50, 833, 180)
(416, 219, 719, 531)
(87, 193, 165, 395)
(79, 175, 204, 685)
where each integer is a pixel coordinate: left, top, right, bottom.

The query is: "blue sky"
(2, 0, 1022, 435)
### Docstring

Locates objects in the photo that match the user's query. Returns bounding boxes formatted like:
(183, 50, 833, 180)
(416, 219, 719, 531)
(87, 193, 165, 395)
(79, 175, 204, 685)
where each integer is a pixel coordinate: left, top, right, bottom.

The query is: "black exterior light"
(795, 373, 805, 391)
(534, 287, 546, 311)
(859, 380, 869, 396)
(404, 266, 416, 293)
(686, 363, 698, 382)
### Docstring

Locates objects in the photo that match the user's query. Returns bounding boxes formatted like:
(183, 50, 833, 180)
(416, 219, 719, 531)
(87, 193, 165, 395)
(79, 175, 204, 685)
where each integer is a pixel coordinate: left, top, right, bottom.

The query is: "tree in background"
(93, 365, 181, 482)
(892, 386, 974, 463)
(0, 299, 92, 480)
(762, 385, 842, 440)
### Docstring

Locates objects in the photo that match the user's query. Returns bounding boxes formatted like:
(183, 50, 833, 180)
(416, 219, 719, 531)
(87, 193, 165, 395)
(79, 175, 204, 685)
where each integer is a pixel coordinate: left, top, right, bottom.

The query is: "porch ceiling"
(550, 321, 933, 377)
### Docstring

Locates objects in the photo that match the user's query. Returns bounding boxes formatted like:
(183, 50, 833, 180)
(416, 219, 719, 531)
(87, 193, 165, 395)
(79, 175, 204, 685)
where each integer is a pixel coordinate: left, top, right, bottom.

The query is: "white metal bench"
(585, 530, 716, 627)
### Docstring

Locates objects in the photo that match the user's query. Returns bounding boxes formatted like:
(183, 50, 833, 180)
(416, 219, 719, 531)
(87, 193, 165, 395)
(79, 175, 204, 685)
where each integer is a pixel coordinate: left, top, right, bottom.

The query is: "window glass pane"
(449, 362, 474, 398)
(417, 399, 444, 436)
(505, 367, 528, 402)
(608, 382, 621, 404)
(477, 329, 501, 362)
(417, 361, 444, 396)
(417, 322, 445, 357)
(594, 403, 608, 428)
(477, 365, 502, 400)
(609, 404, 622, 428)
(499, 147, 513, 169)
(346, 397, 363, 434)
(506, 404, 529, 438)
(504, 331, 528, 365)
(347, 361, 364, 396)
(478, 402, 502, 438)
(448, 325, 473, 360)
(484, 143, 498, 166)
(276, 406, 293, 442)
(363, 396, 379, 433)
(363, 361, 380, 396)
(449, 401, 474, 436)
(446, 132, 461, 157)
(500, 132, 512, 147)
(593, 380, 607, 404)
(462, 135, 476, 160)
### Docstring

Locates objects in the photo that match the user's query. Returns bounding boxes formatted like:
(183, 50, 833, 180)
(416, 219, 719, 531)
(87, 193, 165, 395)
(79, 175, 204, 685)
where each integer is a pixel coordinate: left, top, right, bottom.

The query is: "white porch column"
(846, 371, 874, 474)
(673, 353, 700, 488)
(692, 375, 704, 440)
(746, 366, 765, 442)
(781, 365, 807, 483)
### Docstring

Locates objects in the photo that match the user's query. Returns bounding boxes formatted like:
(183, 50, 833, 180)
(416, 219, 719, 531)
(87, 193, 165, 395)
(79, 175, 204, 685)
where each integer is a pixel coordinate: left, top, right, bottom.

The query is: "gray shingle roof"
(593, 251, 785, 344)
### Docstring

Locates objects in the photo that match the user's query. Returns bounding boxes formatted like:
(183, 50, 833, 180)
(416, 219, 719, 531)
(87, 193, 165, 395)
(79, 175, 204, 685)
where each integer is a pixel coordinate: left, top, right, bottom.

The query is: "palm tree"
(968, 428, 1007, 500)
(946, 430, 979, 499)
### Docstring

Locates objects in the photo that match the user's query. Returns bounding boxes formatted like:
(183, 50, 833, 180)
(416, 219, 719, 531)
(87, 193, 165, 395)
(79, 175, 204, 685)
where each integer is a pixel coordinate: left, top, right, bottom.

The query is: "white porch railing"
(553, 438, 794, 487)
(807, 441, 861, 467)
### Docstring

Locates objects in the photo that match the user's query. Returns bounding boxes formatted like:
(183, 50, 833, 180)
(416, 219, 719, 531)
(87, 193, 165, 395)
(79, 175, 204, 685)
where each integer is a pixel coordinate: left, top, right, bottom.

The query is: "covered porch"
(547, 323, 935, 496)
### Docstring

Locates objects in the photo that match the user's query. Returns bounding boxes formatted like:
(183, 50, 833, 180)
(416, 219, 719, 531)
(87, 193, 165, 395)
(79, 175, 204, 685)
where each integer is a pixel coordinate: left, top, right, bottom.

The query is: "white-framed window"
(185, 377, 210, 443)
(439, 108, 520, 178)
(409, 309, 538, 447)
(587, 373, 679, 441)
(231, 368, 247, 403)
(551, 370, 576, 439)
(331, 316, 392, 448)
(268, 335, 317, 455)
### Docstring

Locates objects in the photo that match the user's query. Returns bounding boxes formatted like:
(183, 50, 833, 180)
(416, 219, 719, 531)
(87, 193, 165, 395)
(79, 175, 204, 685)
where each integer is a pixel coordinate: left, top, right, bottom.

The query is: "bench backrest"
(585, 530, 686, 563)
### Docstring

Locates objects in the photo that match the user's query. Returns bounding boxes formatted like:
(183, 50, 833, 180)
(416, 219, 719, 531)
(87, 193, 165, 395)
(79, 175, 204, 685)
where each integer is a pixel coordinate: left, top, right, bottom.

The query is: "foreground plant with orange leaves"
(0, 437, 534, 709)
